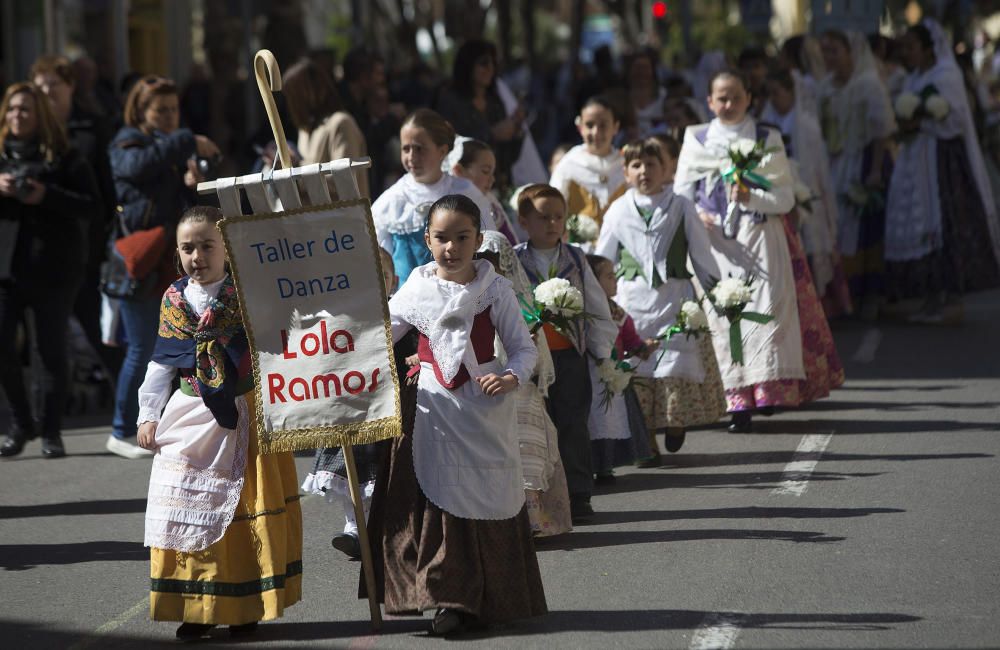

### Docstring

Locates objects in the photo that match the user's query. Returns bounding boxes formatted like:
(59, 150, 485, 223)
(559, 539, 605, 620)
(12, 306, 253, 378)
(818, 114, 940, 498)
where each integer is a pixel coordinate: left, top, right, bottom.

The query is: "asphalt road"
(2, 291, 998, 649)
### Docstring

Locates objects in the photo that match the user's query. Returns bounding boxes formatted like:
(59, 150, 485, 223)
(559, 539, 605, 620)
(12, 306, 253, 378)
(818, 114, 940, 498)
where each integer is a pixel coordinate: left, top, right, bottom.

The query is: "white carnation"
(712, 278, 753, 309)
(924, 95, 950, 120)
(598, 361, 631, 395)
(733, 138, 758, 156)
(894, 92, 921, 120)
(681, 300, 709, 329)
(534, 278, 584, 317)
(569, 214, 599, 242)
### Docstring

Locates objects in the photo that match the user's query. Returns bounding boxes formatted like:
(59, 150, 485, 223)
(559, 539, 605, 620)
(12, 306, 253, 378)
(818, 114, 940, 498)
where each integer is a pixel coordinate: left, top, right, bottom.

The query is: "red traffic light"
(652, 1, 667, 19)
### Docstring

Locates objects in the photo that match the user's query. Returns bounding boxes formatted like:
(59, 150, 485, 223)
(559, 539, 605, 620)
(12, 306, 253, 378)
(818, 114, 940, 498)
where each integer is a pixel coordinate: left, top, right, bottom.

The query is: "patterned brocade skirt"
(724, 218, 845, 412)
(783, 215, 845, 404)
(362, 382, 548, 624)
(149, 393, 303, 626)
(632, 336, 727, 429)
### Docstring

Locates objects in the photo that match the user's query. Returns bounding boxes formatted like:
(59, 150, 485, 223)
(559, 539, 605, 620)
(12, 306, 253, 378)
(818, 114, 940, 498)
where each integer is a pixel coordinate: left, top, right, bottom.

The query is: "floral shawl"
(151, 275, 250, 429)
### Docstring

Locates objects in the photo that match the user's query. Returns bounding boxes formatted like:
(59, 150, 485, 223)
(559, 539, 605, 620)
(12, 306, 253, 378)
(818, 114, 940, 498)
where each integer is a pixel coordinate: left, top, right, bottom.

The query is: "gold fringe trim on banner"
(257, 415, 402, 455)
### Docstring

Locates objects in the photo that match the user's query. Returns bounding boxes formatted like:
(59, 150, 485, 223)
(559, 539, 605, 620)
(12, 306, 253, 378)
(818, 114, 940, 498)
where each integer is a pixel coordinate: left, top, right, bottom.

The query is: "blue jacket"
(108, 126, 196, 235)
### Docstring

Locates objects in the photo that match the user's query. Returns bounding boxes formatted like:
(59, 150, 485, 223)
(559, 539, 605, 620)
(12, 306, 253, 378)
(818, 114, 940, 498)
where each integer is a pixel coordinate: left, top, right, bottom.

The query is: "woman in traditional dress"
(818, 30, 896, 319)
(885, 20, 1000, 321)
(674, 71, 806, 433)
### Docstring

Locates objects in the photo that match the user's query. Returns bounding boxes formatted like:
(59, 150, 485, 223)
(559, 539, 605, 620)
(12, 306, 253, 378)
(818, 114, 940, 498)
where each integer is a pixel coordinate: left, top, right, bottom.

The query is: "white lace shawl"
(549, 144, 626, 210)
(371, 173, 495, 250)
(389, 259, 510, 383)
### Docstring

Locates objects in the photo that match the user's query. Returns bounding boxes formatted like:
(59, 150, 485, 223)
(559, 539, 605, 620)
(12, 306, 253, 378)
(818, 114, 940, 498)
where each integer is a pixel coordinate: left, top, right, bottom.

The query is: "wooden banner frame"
(198, 49, 387, 631)
(216, 198, 402, 455)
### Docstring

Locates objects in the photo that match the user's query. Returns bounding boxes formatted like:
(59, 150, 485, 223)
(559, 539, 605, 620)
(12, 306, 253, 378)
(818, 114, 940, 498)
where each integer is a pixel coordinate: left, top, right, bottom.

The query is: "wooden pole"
(342, 445, 383, 631)
(246, 48, 383, 632)
(252, 49, 293, 170)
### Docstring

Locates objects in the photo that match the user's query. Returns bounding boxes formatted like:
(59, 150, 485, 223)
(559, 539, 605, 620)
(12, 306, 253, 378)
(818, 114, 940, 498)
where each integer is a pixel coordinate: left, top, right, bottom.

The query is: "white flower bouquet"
(520, 277, 588, 335)
(707, 276, 774, 365)
(924, 95, 950, 120)
(595, 354, 635, 411)
(567, 214, 599, 244)
(653, 299, 711, 369)
(894, 92, 921, 120)
(895, 85, 950, 142)
(721, 138, 779, 239)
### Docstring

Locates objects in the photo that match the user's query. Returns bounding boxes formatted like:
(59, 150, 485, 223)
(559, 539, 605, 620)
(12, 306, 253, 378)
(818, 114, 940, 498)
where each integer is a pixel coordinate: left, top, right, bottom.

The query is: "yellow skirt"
(149, 393, 303, 625)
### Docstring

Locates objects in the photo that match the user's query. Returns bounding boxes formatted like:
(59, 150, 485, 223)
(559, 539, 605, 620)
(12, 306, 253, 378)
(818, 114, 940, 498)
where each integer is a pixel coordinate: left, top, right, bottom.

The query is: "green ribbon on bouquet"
(722, 165, 772, 192)
(728, 311, 774, 365)
(653, 324, 686, 370)
(518, 295, 544, 335)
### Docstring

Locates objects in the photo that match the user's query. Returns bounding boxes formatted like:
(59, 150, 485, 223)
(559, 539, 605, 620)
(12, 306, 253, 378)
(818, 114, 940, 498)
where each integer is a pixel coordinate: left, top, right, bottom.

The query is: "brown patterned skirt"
(361, 382, 548, 625)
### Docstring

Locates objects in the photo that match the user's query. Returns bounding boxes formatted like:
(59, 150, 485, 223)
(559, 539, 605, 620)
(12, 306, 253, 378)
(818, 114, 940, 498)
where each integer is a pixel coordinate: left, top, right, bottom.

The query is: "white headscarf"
(922, 19, 1000, 258)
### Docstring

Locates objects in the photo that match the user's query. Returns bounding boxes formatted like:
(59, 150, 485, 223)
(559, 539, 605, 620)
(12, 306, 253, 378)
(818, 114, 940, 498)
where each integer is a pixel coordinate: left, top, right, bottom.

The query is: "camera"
(194, 154, 222, 179)
(12, 169, 35, 200)
(0, 159, 46, 201)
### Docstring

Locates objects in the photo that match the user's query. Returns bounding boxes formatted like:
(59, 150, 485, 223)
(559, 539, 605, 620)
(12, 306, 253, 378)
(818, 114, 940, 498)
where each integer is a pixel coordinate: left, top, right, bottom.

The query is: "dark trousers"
(0, 278, 81, 438)
(545, 349, 593, 498)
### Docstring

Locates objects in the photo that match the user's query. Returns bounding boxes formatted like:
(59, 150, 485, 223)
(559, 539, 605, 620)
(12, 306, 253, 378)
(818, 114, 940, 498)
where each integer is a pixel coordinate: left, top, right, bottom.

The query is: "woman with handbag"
(106, 76, 219, 459)
(0, 82, 100, 458)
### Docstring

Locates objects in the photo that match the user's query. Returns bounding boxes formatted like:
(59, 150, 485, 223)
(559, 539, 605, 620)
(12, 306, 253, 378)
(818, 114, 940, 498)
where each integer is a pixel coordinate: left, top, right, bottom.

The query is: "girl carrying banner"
(364, 194, 546, 636)
(136, 206, 301, 641)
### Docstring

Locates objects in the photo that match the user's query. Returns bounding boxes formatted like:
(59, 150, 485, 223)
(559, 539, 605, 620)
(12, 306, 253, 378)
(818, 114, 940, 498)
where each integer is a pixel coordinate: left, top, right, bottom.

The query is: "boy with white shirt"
(513, 184, 617, 522)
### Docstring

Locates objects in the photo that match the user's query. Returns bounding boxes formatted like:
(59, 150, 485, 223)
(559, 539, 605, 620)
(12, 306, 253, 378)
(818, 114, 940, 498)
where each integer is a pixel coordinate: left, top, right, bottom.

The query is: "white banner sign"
(220, 199, 400, 454)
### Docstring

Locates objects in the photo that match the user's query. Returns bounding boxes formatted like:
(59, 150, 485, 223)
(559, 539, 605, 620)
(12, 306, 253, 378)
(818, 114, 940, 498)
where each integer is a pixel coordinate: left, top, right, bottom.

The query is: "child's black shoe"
(175, 623, 214, 641)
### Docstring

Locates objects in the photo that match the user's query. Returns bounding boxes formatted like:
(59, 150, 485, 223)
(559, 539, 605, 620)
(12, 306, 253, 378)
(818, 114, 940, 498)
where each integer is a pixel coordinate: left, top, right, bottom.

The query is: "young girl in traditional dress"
(549, 96, 627, 226)
(674, 71, 806, 433)
(885, 21, 1000, 321)
(372, 109, 494, 283)
(136, 206, 301, 641)
(818, 30, 896, 319)
(584, 254, 652, 481)
(449, 138, 521, 245)
(366, 194, 546, 635)
(514, 184, 617, 522)
(596, 136, 726, 459)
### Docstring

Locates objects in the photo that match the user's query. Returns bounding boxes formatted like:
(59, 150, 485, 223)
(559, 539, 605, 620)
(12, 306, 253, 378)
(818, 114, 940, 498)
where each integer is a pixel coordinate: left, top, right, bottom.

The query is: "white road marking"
(851, 327, 882, 363)
(690, 613, 745, 650)
(65, 597, 147, 650)
(772, 433, 834, 496)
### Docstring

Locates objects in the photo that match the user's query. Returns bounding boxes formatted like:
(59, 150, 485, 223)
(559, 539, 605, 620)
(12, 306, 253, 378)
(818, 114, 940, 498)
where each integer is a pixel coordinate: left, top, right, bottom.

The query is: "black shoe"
(331, 532, 361, 560)
(728, 412, 752, 433)
(636, 453, 662, 468)
(757, 406, 776, 416)
(664, 430, 686, 453)
(0, 436, 25, 458)
(41, 437, 65, 459)
(229, 621, 258, 638)
(594, 472, 616, 486)
(570, 496, 594, 523)
(175, 623, 215, 641)
(431, 608, 466, 636)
